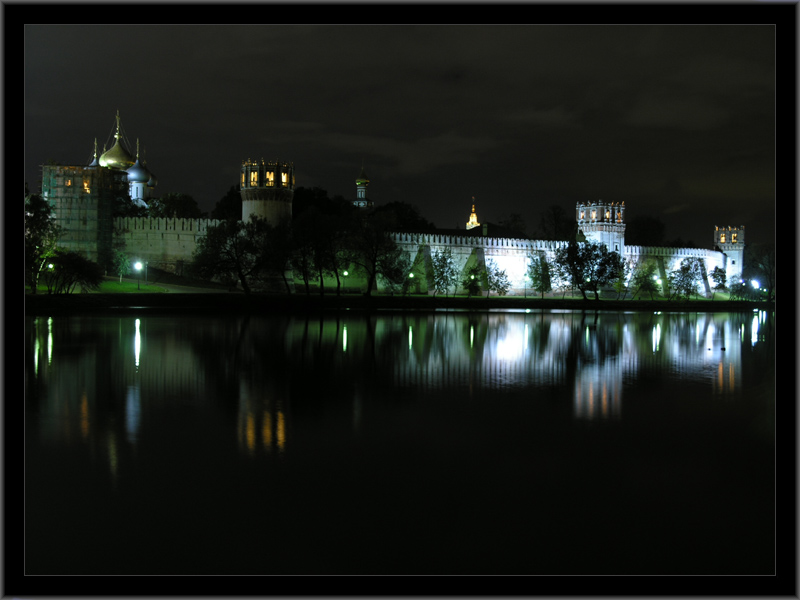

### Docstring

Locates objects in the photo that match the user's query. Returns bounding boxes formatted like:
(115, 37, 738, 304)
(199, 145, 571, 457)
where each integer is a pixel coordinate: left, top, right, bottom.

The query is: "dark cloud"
(24, 17, 781, 246)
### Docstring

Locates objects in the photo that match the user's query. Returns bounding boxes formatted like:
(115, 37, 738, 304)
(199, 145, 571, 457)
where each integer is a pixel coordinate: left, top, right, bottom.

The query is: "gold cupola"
(99, 111, 135, 170)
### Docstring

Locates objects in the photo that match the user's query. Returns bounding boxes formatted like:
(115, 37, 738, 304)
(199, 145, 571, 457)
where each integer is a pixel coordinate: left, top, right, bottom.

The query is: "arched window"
(720, 233, 726, 243)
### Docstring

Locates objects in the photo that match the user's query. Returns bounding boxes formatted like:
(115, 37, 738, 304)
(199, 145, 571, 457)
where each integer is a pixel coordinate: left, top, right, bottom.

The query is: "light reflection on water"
(24, 309, 775, 576)
(26, 310, 773, 453)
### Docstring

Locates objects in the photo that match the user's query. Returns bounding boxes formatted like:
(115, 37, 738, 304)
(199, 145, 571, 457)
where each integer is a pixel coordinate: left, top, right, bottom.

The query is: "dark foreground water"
(24, 309, 775, 577)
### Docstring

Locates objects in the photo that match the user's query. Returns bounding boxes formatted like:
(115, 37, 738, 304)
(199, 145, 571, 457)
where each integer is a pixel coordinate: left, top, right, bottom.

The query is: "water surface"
(25, 309, 775, 576)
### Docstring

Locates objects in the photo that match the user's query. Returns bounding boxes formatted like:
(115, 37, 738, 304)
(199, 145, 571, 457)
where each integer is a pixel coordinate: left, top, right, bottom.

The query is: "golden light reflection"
(80, 393, 90, 439)
(276, 411, 286, 452)
(245, 414, 256, 454)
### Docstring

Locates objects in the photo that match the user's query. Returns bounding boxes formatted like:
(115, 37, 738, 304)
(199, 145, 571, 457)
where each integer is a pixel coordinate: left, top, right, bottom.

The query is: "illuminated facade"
(40, 112, 158, 267)
(714, 225, 746, 284)
(466, 203, 480, 230)
(576, 200, 626, 254)
(37, 121, 747, 289)
(239, 159, 295, 225)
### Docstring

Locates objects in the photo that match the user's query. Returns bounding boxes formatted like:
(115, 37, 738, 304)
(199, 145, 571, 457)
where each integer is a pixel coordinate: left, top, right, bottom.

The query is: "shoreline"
(25, 292, 775, 315)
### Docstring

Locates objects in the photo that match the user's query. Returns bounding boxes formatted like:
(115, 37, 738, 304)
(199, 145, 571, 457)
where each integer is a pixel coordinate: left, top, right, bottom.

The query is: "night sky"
(24, 10, 786, 247)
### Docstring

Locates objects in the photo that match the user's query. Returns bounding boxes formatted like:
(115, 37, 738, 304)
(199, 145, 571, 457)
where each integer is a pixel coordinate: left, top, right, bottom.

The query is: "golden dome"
(99, 111, 135, 170)
(99, 136, 134, 170)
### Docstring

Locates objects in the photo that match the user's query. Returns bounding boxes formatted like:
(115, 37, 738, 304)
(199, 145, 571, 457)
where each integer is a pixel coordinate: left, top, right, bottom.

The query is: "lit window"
(281, 172, 288, 186)
(250, 171, 258, 186)
(731, 233, 738, 243)
(605, 210, 610, 220)
(720, 234, 726, 243)
(83, 180, 91, 193)
(266, 171, 274, 186)
(580, 211, 585, 220)
(241, 172, 245, 186)
(591, 209, 596, 221)
(65, 179, 72, 187)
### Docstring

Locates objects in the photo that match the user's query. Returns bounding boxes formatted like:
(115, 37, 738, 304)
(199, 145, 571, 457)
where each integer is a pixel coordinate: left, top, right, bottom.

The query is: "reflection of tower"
(576, 200, 626, 253)
(713, 225, 745, 283)
(237, 383, 288, 456)
(240, 159, 295, 225)
(466, 200, 480, 230)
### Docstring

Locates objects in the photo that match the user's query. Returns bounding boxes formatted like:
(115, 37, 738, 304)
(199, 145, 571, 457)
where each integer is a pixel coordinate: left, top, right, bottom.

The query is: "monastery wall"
(108, 218, 735, 295)
(113, 217, 221, 275)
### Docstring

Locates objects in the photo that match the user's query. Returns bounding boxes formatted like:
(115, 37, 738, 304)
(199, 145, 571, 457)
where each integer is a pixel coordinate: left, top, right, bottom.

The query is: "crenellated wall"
(108, 218, 739, 295)
(113, 217, 221, 274)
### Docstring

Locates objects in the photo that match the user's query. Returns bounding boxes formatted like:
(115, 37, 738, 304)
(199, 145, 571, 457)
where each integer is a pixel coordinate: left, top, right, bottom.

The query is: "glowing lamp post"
(523, 275, 529, 298)
(134, 261, 143, 290)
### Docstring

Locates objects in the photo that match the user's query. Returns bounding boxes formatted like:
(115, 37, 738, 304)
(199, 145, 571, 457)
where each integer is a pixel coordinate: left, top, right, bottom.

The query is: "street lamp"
(134, 261, 143, 290)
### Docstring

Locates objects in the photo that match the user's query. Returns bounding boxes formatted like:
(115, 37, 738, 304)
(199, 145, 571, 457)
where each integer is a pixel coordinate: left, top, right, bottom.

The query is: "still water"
(25, 309, 775, 576)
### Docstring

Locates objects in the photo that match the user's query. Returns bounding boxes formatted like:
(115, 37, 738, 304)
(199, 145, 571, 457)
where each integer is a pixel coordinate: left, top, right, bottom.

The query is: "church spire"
(466, 198, 480, 230)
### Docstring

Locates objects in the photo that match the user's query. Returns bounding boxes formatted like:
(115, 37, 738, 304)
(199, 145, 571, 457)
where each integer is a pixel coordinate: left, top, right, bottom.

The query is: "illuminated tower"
(576, 200, 626, 254)
(466, 201, 480, 230)
(713, 225, 745, 282)
(354, 166, 372, 208)
(240, 159, 295, 225)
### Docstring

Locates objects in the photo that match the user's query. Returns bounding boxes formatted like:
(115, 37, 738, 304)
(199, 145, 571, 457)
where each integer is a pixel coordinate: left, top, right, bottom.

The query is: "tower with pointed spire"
(466, 200, 480, 230)
(354, 165, 373, 208)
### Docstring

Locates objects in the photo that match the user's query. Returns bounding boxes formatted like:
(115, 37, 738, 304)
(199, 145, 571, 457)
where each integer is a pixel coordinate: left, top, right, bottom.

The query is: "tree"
(210, 186, 242, 221)
(112, 249, 131, 283)
(669, 257, 704, 301)
(485, 259, 510, 298)
(42, 250, 104, 294)
(498, 213, 527, 237)
(630, 260, 660, 300)
(526, 252, 551, 299)
(536, 205, 573, 241)
(25, 192, 61, 293)
(149, 193, 205, 219)
(191, 217, 268, 295)
(372, 201, 436, 232)
(256, 220, 294, 294)
(709, 266, 727, 301)
(745, 243, 775, 302)
(461, 264, 483, 298)
(612, 261, 633, 300)
(552, 240, 624, 300)
(348, 211, 410, 296)
(431, 247, 458, 297)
